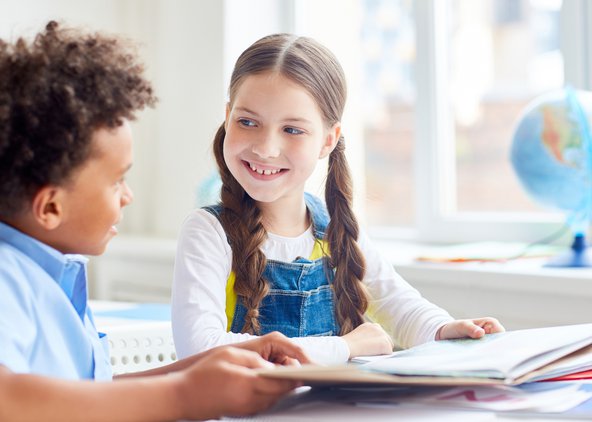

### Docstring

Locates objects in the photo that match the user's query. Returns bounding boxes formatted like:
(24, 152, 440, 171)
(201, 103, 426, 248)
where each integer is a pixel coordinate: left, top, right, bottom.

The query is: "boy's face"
(51, 122, 134, 255)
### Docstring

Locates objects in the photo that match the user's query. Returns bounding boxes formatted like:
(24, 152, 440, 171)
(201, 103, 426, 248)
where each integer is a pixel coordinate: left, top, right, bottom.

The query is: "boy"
(0, 21, 306, 421)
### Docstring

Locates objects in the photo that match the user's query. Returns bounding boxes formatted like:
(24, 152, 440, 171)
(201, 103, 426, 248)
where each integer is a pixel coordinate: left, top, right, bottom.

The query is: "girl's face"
(224, 72, 340, 205)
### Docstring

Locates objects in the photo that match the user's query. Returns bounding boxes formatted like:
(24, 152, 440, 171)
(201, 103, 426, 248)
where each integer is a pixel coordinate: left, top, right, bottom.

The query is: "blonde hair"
(213, 34, 368, 335)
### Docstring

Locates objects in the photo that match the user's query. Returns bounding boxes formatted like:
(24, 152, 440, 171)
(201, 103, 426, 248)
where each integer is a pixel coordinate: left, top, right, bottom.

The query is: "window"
(224, 0, 591, 243)
(360, 0, 416, 227)
(416, 0, 591, 242)
(450, 0, 563, 214)
(290, 0, 592, 243)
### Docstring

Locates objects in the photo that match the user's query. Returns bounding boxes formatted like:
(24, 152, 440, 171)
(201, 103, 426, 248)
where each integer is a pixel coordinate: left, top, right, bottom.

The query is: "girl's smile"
(243, 160, 287, 180)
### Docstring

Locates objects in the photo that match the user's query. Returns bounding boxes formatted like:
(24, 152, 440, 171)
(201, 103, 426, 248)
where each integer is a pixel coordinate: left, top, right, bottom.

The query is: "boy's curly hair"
(0, 21, 157, 217)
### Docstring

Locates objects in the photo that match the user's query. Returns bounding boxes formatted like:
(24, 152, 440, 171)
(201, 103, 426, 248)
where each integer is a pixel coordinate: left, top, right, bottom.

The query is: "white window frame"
(411, 0, 592, 243)
(243, 0, 592, 244)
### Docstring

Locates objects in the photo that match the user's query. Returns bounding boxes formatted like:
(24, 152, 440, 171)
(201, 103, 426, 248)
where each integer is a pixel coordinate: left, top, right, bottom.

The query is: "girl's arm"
(358, 230, 455, 349)
(171, 209, 350, 364)
(358, 231, 504, 345)
(171, 209, 261, 354)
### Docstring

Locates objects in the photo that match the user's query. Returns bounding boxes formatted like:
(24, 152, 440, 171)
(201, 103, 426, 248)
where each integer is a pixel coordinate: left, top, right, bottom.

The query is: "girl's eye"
(284, 127, 304, 135)
(238, 118, 256, 127)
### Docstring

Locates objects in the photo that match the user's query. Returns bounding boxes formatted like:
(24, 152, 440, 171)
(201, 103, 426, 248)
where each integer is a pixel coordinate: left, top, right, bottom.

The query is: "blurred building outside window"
(294, 0, 591, 243)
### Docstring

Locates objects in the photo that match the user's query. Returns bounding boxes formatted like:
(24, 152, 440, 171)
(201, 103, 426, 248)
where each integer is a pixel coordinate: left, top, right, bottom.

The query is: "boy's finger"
(240, 336, 311, 364)
(220, 348, 274, 370)
(269, 344, 311, 365)
(252, 377, 300, 395)
(245, 386, 297, 415)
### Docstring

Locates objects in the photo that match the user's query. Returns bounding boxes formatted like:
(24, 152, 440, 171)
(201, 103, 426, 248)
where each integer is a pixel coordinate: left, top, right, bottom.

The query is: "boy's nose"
(251, 134, 280, 158)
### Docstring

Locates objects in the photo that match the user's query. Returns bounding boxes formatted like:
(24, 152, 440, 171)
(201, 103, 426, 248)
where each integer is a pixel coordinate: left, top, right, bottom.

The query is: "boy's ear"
(319, 123, 341, 159)
(31, 186, 64, 230)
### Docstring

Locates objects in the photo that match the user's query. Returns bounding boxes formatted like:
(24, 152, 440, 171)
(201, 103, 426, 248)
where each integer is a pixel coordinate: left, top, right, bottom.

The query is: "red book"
(543, 369, 592, 382)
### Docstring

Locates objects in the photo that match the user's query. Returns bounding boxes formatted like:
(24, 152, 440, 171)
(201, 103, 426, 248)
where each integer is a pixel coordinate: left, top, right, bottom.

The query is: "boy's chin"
(80, 236, 115, 256)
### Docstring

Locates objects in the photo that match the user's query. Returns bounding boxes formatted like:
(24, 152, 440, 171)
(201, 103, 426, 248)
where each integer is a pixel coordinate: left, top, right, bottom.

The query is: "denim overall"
(203, 193, 340, 337)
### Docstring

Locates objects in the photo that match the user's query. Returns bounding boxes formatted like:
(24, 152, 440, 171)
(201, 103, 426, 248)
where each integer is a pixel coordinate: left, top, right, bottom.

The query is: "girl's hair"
(213, 34, 368, 335)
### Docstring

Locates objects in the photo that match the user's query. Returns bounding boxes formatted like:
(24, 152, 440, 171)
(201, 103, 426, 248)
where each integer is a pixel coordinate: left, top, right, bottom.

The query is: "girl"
(171, 34, 504, 364)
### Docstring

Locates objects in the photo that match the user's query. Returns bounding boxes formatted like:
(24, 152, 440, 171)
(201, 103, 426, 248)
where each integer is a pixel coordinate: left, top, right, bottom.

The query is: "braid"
(214, 34, 358, 335)
(325, 136, 369, 334)
(213, 124, 269, 334)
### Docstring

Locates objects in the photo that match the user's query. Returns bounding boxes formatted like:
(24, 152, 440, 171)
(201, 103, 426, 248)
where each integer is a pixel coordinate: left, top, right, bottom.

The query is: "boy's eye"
(238, 118, 256, 127)
(284, 127, 304, 135)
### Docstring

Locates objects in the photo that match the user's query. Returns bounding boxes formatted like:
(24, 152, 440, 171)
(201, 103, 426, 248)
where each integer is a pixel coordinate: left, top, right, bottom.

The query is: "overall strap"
(304, 192, 330, 240)
(202, 203, 224, 221)
(203, 197, 331, 331)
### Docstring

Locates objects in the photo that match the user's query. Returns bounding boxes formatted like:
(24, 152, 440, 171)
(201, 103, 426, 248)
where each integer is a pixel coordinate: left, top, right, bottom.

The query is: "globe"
(510, 88, 592, 267)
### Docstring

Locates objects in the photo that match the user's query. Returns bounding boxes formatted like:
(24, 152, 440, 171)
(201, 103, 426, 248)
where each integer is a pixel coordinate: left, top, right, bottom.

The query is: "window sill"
(372, 239, 592, 330)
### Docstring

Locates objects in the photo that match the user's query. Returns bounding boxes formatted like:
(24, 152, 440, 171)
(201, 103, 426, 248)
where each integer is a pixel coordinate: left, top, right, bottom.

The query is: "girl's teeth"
(249, 163, 280, 175)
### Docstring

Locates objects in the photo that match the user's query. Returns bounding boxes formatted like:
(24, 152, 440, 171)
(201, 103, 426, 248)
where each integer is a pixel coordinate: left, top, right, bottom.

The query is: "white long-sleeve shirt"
(171, 208, 453, 364)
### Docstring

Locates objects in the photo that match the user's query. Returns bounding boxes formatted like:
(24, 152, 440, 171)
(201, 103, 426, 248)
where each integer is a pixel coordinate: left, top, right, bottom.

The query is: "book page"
(362, 324, 592, 381)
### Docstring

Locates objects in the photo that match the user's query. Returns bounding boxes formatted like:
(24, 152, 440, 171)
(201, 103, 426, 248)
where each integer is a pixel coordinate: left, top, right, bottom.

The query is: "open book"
(261, 323, 592, 386)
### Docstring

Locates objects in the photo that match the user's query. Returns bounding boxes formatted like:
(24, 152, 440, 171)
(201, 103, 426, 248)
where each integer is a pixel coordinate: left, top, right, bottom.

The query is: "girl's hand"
(436, 317, 505, 340)
(342, 322, 394, 358)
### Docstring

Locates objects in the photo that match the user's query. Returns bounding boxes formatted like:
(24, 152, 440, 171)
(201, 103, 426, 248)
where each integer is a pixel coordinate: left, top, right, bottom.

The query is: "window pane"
(449, 0, 564, 213)
(362, 0, 416, 226)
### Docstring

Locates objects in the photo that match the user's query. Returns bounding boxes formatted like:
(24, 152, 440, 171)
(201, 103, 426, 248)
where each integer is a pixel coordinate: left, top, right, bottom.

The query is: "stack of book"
(260, 324, 592, 417)
(261, 323, 592, 386)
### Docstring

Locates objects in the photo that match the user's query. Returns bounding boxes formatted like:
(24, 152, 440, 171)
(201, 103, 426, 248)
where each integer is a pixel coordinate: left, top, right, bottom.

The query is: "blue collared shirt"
(0, 221, 112, 380)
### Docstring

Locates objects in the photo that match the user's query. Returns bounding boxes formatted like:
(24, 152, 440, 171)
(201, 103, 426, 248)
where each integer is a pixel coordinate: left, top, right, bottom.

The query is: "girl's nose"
(251, 133, 280, 158)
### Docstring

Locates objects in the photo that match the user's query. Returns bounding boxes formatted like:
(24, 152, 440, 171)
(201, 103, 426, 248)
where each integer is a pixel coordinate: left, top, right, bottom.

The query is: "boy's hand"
(436, 317, 505, 340)
(173, 332, 310, 371)
(176, 346, 299, 420)
(234, 332, 311, 366)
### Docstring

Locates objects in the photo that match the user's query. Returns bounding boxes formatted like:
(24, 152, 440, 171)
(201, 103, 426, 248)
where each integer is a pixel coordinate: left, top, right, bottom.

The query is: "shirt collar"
(0, 221, 89, 311)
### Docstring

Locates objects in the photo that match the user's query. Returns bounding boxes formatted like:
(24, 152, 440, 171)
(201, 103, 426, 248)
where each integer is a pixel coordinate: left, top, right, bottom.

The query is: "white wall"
(3, 1, 365, 241)
(2, 0, 225, 238)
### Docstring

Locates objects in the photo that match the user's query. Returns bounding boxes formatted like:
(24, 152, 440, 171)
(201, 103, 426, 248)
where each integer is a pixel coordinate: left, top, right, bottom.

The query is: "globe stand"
(544, 233, 592, 268)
